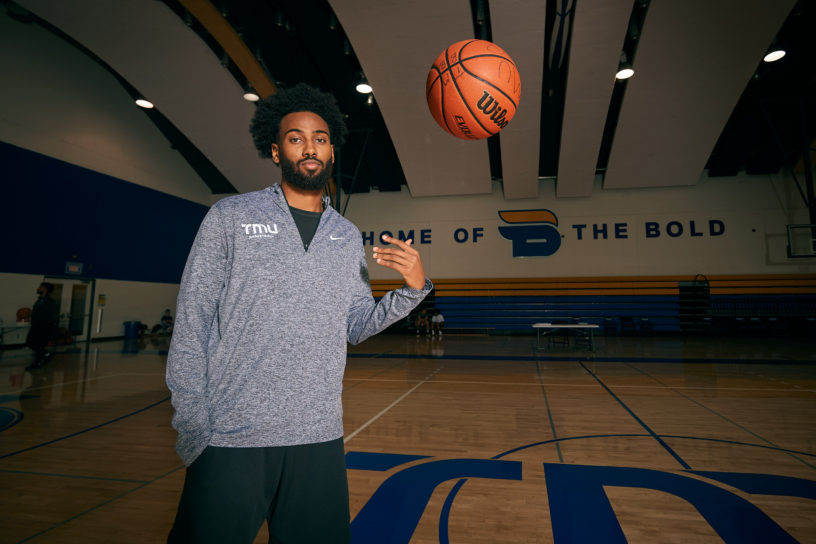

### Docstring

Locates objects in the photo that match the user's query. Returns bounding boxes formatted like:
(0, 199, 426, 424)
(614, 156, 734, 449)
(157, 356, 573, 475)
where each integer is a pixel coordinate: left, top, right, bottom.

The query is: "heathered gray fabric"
(166, 184, 431, 466)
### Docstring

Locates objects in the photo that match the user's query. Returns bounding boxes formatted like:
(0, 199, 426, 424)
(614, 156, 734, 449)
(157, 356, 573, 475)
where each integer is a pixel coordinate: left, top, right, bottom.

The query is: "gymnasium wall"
(0, 9, 213, 206)
(0, 273, 180, 342)
(2, 8, 813, 340)
(346, 174, 814, 280)
(0, 142, 208, 338)
(0, 8, 211, 338)
(347, 176, 814, 334)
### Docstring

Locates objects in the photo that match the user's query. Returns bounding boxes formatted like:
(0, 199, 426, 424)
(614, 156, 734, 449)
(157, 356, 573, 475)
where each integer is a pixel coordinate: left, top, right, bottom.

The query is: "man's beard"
(280, 155, 333, 191)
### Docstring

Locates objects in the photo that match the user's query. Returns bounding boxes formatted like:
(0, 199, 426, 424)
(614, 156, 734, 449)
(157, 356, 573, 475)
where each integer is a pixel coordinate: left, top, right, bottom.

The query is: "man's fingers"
(381, 234, 418, 254)
(374, 251, 414, 267)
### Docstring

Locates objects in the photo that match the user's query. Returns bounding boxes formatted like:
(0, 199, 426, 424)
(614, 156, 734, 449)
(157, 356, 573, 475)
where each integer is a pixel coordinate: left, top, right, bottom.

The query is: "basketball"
(425, 39, 521, 140)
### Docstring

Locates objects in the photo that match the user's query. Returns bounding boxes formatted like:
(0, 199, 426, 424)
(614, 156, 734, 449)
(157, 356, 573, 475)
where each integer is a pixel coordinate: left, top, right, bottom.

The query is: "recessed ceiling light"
(763, 49, 786, 63)
(135, 98, 154, 109)
(615, 67, 634, 80)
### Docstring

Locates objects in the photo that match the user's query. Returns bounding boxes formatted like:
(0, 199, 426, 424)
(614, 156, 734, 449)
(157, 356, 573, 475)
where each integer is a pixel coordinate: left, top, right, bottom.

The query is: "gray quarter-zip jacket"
(166, 184, 431, 466)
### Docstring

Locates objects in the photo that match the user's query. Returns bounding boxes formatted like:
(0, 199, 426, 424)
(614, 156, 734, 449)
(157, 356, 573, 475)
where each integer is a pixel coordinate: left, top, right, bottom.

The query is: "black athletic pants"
(167, 438, 350, 544)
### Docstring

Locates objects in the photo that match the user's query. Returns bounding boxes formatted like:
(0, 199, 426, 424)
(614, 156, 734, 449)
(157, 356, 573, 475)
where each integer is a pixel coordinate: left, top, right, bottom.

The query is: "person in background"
(160, 309, 174, 334)
(431, 308, 445, 336)
(151, 309, 174, 334)
(415, 308, 430, 336)
(25, 282, 58, 370)
(165, 83, 432, 544)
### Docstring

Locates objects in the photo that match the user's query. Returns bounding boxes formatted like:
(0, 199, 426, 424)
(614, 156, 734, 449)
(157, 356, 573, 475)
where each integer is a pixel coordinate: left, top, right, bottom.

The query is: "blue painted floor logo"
(346, 439, 816, 543)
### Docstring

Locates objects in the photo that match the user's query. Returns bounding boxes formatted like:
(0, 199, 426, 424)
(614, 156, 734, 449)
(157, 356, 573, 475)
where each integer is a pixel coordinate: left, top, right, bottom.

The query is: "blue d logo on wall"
(498, 209, 562, 257)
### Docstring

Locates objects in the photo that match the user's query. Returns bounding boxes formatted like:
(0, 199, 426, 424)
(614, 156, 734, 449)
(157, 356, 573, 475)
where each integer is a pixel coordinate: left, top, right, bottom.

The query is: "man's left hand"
(372, 235, 426, 290)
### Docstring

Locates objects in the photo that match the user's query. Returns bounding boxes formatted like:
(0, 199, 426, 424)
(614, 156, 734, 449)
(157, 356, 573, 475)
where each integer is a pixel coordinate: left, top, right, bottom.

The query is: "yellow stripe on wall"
(497, 210, 558, 224)
(370, 274, 816, 297)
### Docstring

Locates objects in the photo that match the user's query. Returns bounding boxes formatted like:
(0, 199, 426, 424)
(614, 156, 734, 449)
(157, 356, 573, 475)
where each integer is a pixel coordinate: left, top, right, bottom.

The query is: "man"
(25, 282, 58, 370)
(166, 83, 431, 543)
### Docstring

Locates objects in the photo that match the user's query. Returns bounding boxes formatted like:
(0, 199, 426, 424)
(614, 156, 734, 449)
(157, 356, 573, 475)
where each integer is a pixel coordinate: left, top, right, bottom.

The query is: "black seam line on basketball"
(441, 54, 517, 134)
(449, 42, 494, 137)
(578, 361, 692, 470)
(535, 359, 564, 463)
(625, 362, 816, 471)
(426, 65, 443, 99)
(0, 396, 170, 460)
(441, 46, 458, 136)
(439, 54, 519, 74)
(453, 45, 517, 132)
(435, 61, 519, 112)
(434, 54, 518, 109)
(447, 62, 494, 137)
(13, 465, 184, 544)
(459, 68, 519, 110)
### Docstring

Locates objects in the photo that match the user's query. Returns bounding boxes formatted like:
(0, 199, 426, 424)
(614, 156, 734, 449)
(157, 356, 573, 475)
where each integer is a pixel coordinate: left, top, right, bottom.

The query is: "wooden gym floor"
(0, 332, 814, 543)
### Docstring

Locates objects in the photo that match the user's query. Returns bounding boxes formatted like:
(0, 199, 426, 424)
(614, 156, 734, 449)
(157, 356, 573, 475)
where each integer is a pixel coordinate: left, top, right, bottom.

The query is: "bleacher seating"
(371, 275, 816, 337)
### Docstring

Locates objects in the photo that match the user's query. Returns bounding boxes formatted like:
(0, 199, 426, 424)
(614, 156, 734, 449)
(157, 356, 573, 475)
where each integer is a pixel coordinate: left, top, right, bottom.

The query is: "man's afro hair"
(250, 83, 348, 159)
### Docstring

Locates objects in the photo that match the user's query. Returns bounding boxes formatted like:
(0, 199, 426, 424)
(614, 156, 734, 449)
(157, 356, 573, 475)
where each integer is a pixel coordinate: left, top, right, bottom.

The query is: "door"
(43, 277, 94, 342)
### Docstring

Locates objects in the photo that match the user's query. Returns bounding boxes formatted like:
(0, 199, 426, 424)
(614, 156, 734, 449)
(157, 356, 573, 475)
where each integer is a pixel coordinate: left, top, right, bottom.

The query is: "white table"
(533, 322, 600, 351)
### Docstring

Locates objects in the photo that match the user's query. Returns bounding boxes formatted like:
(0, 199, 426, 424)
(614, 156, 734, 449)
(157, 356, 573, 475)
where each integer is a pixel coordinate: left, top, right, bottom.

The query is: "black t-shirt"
(289, 205, 323, 251)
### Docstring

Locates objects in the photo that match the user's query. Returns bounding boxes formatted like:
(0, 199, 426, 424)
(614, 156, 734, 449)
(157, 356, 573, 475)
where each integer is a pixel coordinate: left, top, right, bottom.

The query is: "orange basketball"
(426, 39, 521, 140)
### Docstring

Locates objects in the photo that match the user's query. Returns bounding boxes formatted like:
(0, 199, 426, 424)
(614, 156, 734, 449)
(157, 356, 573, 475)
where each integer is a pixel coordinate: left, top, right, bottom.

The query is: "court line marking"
(440, 432, 816, 543)
(0, 372, 167, 397)
(0, 468, 150, 484)
(6, 371, 813, 397)
(344, 367, 442, 444)
(579, 361, 692, 470)
(626, 362, 816, 471)
(344, 377, 816, 392)
(342, 354, 413, 392)
(535, 359, 563, 462)
(492, 433, 816, 460)
(0, 396, 170, 459)
(348, 352, 816, 365)
(13, 464, 184, 544)
(0, 346, 172, 365)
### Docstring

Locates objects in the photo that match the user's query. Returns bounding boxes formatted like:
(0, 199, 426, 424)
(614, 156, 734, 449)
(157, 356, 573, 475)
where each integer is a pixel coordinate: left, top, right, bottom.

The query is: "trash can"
(123, 321, 141, 339)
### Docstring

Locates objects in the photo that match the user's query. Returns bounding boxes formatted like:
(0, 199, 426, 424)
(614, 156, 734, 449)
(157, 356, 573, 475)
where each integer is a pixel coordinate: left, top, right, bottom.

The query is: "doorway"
(43, 276, 94, 342)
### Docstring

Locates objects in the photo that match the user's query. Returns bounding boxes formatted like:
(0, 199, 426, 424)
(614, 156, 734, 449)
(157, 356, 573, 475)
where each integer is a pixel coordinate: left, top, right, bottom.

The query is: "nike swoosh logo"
(330, 235, 343, 240)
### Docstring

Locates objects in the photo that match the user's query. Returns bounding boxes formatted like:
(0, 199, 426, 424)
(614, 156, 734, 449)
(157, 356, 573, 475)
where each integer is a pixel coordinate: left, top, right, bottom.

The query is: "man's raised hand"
(372, 234, 426, 289)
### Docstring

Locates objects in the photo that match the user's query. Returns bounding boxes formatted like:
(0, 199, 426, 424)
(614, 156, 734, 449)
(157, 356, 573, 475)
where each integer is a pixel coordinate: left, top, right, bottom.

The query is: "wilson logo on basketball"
(476, 91, 509, 129)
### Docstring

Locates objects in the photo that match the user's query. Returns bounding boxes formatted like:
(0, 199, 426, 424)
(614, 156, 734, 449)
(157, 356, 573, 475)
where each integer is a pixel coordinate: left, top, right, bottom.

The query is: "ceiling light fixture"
(356, 76, 372, 94)
(615, 52, 634, 80)
(135, 97, 154, 109)
(615, 66, 634, 80)
(242, 85, 260, 102)
(763, 48, 786, 63)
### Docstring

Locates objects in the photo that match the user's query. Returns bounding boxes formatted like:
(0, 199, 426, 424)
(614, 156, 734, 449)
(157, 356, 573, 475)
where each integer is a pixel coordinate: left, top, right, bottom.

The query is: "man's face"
(271, 111, 334, 191)
(36, 285, 46, 298)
